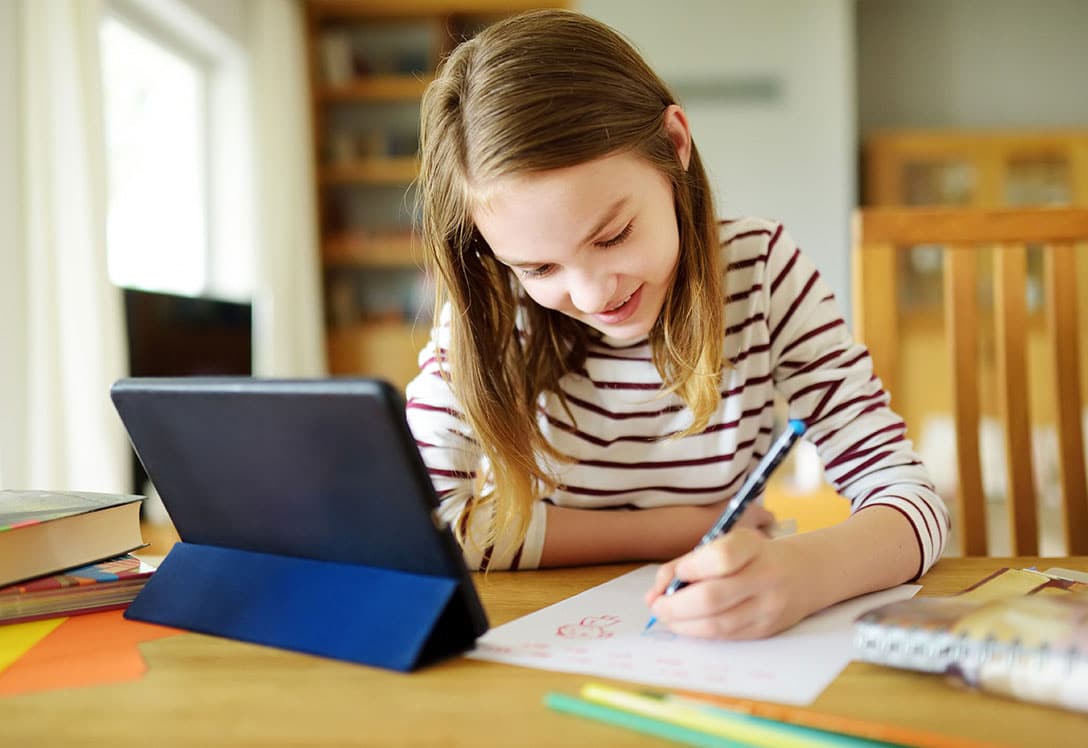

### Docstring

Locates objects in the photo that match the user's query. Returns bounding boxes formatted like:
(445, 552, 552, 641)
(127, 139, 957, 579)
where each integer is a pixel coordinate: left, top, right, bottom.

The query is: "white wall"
(578, 0, 857, 312)
(0, 0, 27, 486)
(858, 0, 1088, 132)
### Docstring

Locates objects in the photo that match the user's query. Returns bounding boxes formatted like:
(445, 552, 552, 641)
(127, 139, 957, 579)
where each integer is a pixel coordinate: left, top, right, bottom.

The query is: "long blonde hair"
(418, 9, 724, 562)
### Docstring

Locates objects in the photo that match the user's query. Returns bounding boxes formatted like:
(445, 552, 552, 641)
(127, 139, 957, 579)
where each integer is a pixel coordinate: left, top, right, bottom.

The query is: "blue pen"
(645, 419, 807, 632)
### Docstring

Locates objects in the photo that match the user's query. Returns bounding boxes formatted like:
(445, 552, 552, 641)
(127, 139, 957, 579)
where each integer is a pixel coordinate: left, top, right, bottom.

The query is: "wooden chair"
(852, 206, 1088, 555)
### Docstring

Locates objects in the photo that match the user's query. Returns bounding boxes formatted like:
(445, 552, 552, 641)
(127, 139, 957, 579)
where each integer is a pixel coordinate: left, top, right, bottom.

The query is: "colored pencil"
(581, 682, 888, 748)
(545, 692, 749, 747)
(670, 689, 1003, 748)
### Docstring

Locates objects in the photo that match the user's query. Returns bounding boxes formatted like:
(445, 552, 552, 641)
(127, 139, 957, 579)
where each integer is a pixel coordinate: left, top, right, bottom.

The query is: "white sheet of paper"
(467, 565, 919, 705)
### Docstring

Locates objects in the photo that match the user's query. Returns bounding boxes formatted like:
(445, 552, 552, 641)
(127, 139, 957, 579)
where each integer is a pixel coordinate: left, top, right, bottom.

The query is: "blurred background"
(0, 0, 1085, 552)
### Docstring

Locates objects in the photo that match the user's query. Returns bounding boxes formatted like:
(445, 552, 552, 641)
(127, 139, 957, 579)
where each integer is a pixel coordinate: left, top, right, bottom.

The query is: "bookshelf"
(304, 0, 565, 391)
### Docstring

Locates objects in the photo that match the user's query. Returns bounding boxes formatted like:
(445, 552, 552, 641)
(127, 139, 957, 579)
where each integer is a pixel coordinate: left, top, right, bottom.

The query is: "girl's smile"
(593, 283, 643, 326)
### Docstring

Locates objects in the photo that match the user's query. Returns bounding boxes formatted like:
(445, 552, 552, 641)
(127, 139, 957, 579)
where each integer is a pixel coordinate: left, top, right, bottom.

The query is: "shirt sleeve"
(761, 224, 950, 578)
(403, 304, 547, 570)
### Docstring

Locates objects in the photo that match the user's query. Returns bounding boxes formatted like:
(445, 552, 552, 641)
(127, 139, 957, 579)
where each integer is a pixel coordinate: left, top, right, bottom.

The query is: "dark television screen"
(124, 289, 252, 377)
(123, 288, 253, 492)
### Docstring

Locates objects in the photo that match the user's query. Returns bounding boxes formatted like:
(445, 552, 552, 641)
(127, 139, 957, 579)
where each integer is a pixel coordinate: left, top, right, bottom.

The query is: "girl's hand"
(643, 528, 815, 639)
(695, 500, 776, 535)
(732, 503, 776, 533)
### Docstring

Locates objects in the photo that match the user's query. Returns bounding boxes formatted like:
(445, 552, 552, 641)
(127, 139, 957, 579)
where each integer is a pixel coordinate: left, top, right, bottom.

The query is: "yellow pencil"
(580, 683, 850, 748)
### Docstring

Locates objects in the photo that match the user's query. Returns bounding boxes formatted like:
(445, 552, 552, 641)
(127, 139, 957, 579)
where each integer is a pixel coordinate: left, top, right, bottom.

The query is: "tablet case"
(111, 377, 489, 672)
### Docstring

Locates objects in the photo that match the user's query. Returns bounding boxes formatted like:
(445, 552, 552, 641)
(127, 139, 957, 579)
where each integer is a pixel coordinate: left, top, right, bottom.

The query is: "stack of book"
(0, 489, 153, 624)
(854, 567, 1088, 713)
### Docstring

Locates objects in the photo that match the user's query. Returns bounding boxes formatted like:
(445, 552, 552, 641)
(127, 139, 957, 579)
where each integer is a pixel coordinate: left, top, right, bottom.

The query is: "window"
(100, 13, 209, 295)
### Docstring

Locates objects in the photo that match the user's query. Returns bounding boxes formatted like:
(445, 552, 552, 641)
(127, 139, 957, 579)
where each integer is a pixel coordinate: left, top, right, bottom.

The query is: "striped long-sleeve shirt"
(405, 217, 950, 573)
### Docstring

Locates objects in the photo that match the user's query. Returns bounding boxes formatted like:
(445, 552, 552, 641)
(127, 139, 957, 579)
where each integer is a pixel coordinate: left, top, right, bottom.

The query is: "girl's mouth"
(594, 284, 643, 325)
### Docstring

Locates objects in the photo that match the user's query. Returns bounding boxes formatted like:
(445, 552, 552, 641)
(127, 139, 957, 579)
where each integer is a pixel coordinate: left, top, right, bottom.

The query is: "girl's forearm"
(782, 505, 923, 615)
(537, 501, 923, 614)
(539, 502, 717, 567)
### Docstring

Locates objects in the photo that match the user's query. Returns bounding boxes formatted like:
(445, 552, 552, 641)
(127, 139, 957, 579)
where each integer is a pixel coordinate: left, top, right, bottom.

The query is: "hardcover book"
(0, 553, 156, 624)
(854, 568, 1088, 713)
(0, 490, 146, 587)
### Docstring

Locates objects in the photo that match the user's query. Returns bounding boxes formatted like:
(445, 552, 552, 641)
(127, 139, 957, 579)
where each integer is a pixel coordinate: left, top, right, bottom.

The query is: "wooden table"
(1, 557, 1086, 747)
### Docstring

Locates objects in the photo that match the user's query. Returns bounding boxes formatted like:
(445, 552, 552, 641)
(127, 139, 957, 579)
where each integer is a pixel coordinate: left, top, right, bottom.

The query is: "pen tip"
(644, 617, 656, 632)
(788, 419, 807, 435)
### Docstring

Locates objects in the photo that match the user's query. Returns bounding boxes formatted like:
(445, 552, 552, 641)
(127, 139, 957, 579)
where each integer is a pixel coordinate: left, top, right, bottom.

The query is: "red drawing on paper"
(556, 615, 621, 639)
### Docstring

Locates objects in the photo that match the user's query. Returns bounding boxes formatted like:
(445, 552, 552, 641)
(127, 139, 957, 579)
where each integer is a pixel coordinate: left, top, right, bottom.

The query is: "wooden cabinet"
(864, 130, 1088, 208)
(303, 0, 564, 391)
(864, 131, 1088, 316)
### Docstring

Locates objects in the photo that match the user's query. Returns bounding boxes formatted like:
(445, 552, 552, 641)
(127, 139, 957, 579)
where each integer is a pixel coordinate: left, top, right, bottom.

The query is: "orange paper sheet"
(0, 610, 180, 695)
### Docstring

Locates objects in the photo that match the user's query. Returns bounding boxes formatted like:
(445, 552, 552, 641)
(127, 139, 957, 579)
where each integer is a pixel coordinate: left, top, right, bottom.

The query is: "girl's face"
(471, 107, 692, 342)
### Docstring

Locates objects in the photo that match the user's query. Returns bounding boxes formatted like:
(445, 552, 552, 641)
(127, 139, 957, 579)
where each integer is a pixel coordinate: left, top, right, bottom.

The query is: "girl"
(405, 9, 948, 639)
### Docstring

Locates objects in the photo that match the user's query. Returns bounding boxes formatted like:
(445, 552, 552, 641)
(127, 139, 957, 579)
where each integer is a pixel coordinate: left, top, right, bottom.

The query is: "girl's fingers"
(744, 504, 776, 529)
(675, 527, 763, 582)
(651, 559, 679, 590)
(651, 576, 753, 627)
(662, 595, 767, 640)
(646, 529, 764, 605)
(644, 556, 688, 604)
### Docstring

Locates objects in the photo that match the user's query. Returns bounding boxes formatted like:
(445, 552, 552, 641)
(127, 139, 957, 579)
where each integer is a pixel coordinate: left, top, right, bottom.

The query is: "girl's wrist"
(651, 503, 720, 559)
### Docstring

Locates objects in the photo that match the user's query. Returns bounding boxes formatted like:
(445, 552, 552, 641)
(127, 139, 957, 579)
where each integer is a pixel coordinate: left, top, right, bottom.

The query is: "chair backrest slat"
(993, 244, 1039, 554)
(943, 245, 987, 555)
(854, 206, 1088, 557)
(850, 236, 899, 395)
(1045, 242, 1088, 553)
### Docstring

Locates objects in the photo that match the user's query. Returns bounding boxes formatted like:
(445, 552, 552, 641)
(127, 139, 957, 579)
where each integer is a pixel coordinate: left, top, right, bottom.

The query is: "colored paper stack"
(0, 554, 157, 625)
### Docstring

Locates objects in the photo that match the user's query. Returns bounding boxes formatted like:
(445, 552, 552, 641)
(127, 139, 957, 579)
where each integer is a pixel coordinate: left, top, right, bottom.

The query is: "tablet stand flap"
(125, 541, 469, 672)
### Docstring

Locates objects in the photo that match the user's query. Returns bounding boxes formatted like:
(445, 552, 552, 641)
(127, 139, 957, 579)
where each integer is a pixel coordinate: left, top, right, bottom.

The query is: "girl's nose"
(568, 269, 618, 314)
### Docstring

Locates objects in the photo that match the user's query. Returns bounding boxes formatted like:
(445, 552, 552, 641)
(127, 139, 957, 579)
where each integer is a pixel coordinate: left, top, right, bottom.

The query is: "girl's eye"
(515, 221, 633, 280)
(595, 222, 633, 248)
(519, 264, 555, 279)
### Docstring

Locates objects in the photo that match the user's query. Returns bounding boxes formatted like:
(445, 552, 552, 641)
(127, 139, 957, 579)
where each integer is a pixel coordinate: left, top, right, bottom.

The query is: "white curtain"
(248, 0, 326, 377)
(0, 0, 129, 491)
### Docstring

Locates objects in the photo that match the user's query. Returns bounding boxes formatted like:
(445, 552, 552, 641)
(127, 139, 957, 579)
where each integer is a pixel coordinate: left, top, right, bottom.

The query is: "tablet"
(110, 377, 488, 641)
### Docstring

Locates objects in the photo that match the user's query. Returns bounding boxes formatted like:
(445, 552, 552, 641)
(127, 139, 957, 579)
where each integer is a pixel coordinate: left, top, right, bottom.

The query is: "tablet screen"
(111, 376, 488, 638)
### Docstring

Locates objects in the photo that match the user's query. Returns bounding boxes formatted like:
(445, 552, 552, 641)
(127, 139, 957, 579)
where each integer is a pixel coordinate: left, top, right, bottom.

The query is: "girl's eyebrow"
(492, 196, 631, 267)
(581, 197, 629, 245)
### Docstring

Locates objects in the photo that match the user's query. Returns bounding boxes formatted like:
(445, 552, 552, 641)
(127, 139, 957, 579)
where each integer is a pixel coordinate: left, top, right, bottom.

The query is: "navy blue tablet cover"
(110, 377, 489, 670)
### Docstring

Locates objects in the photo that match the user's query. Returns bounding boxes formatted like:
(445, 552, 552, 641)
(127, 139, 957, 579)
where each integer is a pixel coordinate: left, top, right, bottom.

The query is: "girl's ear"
(662, 104, 692, 171)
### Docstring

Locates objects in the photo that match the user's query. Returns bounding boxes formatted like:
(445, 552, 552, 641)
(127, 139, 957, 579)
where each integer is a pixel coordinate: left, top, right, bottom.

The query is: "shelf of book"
(308, 0, 555, 20)
(326, 320, 428, 390)
(323, 231, 422, 268)
(319, 157, 420, 186)
(318, 75, 432, 102)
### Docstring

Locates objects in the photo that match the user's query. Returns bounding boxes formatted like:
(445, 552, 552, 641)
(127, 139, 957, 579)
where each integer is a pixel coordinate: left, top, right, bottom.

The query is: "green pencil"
(545, 692, 752, 748)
